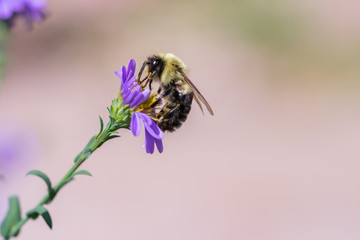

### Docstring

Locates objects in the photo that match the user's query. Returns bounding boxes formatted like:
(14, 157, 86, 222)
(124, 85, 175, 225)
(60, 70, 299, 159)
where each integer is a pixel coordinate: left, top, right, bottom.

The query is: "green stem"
(6, 120, 119, 239)
(0, 21, 8, 87)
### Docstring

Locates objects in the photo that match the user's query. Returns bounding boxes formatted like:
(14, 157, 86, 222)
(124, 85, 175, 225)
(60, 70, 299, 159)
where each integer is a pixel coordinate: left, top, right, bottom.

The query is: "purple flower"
(0, 124, 40, 174)
(0, 0, 46, 27)
(115, 59, 164, 154)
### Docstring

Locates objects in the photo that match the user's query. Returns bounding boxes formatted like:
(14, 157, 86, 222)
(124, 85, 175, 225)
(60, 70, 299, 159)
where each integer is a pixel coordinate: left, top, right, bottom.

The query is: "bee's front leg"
(149, 79, 152, 90)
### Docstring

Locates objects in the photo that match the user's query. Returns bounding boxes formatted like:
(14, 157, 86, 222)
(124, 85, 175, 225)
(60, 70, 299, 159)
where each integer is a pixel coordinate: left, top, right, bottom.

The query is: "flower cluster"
(0, 0, 46, 28)
(114, 59, 164, 154)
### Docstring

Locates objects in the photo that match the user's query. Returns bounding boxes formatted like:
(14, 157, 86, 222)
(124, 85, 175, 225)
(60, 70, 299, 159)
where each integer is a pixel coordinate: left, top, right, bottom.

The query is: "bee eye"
(153, 60, 157, 65)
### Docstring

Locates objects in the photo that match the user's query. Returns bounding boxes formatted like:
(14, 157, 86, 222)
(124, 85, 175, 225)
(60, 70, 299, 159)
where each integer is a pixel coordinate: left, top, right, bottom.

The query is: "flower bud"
(108, 97, 132, 130)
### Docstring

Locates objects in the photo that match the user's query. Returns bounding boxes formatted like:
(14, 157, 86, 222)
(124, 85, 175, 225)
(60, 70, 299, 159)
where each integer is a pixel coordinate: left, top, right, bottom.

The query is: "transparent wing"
(179, 70, 214, 116)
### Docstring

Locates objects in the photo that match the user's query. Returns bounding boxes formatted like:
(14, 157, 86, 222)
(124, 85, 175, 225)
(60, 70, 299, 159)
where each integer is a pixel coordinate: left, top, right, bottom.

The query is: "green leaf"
(58, 170, 93, 190)
(74, 137, 95, 163)
(106, 135, 120, 141)
(1, 196, 22, 238)
(96, 116, 104, 139)
(85, 136, 96, 149)
(72, 170, 92, 177)
(75, 136, 96, 163)
(26, 206, 52, 229)
(27, 170, 52, 193)
(67, 169, 92, 183)
(83, 146, 92, 158)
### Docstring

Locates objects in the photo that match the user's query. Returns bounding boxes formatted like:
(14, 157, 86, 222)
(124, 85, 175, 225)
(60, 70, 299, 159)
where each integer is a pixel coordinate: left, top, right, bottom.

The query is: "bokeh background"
(1, 0, 360, 239)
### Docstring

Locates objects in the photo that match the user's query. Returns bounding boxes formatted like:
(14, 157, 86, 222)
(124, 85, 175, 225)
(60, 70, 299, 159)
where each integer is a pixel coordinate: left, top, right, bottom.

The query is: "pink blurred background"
(1, 0, 360, 239)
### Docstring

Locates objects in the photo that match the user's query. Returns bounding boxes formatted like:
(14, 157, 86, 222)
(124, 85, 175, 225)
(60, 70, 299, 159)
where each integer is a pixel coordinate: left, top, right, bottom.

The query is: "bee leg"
(137, 61, 148, 82)
(142, 78, 152, 89)
(141, 77, 153, 90)
(140, 79, 148, 87)
(150, 97, 162, 108)
(149, 79, 152, 90)
(150, 88, 170, 108)
(162, 102, 180, 119)
(139, 76, 148, 84)
(157, 86, 162, 94)
(161, 88, 172, 97)
(150, 87, 163, 108)
(168, 104, 180, 116)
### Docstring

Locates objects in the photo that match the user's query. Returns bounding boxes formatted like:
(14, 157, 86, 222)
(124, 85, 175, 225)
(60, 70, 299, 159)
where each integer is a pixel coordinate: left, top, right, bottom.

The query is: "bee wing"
(192, 93, 204, 114)
(179, 70, 214, 116)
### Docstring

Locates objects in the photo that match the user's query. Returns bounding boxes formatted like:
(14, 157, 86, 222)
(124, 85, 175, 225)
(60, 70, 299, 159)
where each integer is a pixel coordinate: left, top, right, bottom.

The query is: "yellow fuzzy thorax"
(154, 52, 188, 86)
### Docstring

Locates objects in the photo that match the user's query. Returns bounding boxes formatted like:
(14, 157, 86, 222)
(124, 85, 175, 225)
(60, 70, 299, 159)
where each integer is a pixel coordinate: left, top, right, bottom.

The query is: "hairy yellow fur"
(154, 53, 189, 93)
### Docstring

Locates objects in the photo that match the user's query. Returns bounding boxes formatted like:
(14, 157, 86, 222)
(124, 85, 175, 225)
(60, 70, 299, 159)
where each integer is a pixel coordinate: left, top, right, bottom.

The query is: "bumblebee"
(137, 53, 214, 132)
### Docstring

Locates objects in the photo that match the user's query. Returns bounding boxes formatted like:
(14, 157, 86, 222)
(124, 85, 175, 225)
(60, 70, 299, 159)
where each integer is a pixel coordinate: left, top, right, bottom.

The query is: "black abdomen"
(158, 88, 193, 132)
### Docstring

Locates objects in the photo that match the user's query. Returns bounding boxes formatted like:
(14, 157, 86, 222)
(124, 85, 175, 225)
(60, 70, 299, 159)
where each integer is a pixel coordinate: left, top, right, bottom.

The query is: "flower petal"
(140, 114, 164, 140)
(127, 59, 136, 79)
(121, 77, 136, 98)
(121, 83, 135, 100)
(130, 112, 142, 136)
(123, 76, 136, 89)
(115, 70, 122, 80)
(121, 65, 127, 84)
(148, 121, 164, 139)
(130, 89, 151, 108)
(0, 2, 13, 19)
(124, 85, 141, 105)
(0, 0, 46, 23)
(154, 138, 163, 153)
(26, 0, 47, 9)
(144, 129, 155, 154)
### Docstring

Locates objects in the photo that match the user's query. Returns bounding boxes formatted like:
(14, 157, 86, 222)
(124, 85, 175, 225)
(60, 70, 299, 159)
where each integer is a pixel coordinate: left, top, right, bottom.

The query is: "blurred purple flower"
(0, 124, 39, 174)
(115, 59, 164, 154)
(0, 0, 46, 28)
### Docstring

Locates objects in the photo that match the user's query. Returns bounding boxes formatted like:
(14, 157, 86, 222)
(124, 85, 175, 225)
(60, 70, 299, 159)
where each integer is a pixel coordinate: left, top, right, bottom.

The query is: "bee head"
(147, 56, 164, 79)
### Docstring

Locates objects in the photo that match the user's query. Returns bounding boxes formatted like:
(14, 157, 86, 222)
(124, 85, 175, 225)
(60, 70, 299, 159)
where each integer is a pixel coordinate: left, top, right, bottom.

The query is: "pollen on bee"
(151, 117, 160, 121)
